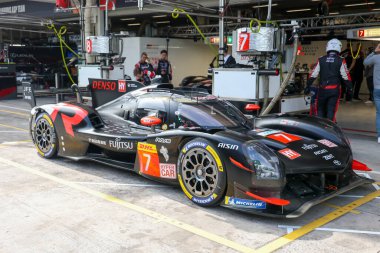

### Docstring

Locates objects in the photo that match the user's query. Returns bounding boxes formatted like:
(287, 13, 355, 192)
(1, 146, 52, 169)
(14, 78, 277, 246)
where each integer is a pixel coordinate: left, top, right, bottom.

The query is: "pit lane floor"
(0, 98, 379, 253)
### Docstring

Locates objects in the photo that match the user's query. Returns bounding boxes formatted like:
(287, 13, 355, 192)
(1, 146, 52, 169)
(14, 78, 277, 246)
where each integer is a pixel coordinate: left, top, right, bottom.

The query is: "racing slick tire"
(178, 138, 226, 207)
(33, 113, 58, 159)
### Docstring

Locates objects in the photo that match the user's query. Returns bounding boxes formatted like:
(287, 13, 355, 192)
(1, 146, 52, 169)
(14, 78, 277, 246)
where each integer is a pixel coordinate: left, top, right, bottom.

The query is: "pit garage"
(0, 1, 380, 252)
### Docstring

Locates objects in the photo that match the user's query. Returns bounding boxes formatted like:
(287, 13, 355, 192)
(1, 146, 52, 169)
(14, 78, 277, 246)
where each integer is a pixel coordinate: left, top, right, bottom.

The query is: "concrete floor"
(0, 98, 379, 253)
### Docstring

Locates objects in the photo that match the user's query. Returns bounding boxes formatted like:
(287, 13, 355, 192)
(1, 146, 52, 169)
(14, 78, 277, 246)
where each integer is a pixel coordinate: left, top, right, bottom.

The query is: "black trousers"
(353, 74, 363, 99)
(366, 76, 374, 101)
(317, 87, 341, 122)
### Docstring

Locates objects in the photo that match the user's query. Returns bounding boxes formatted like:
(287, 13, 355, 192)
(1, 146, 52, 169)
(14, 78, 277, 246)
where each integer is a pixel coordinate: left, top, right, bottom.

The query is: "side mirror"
(140, 116, 162, 127)
(245, 104, 261, 112)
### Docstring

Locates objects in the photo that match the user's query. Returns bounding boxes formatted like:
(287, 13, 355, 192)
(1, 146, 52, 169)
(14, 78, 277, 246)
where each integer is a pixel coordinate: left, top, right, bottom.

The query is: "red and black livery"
(26, 81, 372, 218)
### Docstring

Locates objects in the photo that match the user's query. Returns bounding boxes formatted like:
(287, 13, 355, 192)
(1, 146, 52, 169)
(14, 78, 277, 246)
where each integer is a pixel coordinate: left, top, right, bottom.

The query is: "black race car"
(25, 81, 373, 218)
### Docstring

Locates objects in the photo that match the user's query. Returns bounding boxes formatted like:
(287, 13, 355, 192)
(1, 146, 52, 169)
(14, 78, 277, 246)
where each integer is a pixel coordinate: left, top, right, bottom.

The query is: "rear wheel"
(34, 113, 58, 158)
(178, 138, 226, 207)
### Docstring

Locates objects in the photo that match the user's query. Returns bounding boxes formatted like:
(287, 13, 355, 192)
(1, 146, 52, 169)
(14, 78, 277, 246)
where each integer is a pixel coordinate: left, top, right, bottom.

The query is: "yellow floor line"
(0, 123, 28, 132)
(255, 189, 380, 253)
(0, 109, 29, 117)
(0, 140, 32, 148)
(0, 157, 256, 253)
(322, 203, 360, 215)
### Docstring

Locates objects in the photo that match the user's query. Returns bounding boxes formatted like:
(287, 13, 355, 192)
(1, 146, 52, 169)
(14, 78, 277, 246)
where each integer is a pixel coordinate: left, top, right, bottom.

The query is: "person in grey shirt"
(364, 43, 380, 143)
(364, 47, 374, 103)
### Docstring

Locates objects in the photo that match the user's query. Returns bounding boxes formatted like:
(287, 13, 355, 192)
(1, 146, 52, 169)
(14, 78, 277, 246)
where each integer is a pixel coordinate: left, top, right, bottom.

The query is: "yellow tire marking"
(178, 174, 193, 200)
(0, 157, 256, 253)
(0, 123, 28, 132)
(255, 189, 380, 253)
(322, 203, 360, 215)
(206, 145, 223, 172)
(0, 109, 29, 117)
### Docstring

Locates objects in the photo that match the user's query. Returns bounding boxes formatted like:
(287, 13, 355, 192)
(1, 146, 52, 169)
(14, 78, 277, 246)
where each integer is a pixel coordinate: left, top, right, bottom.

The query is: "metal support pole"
(55, 73, 60, 103)
(266, 0, 272, 23)
(218, 0, 225, 68)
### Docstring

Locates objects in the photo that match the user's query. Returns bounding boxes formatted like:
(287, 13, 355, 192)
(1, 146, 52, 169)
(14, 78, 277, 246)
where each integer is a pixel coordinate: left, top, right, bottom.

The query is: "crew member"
(223, 45, 236, 67)
(133, 52, 155, 85)
(156, 50, 172, 84)
(305, 39, 352, 122)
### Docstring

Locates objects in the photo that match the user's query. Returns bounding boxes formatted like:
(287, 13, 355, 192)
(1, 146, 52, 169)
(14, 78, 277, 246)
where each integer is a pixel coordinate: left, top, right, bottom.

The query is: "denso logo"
(92, 80, 116, 91)
(155, 137, 171, 144)
(218, 143, 239, 150)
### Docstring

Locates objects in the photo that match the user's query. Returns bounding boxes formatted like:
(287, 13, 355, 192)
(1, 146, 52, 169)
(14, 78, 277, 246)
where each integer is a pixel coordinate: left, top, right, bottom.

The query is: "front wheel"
(33, 113, 58, 158)
(178, 138, 226, 207)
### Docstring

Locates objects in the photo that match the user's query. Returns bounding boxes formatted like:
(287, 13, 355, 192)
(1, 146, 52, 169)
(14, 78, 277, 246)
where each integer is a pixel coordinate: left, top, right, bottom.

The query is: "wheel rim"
(35, 118, 53, 153)
(181, 148, 218, 197)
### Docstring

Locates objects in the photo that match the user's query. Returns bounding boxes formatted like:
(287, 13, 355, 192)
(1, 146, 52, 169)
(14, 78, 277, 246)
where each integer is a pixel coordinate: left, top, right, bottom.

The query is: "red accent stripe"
(323, 85, 338, 89)
(342, 58, 352, 81)
(229, 157, 252, 172)
(0, 86, 16, 98)
(245, 191, 290, 206)
(342, 128, 377, 134)
(352, 160, 372, 171)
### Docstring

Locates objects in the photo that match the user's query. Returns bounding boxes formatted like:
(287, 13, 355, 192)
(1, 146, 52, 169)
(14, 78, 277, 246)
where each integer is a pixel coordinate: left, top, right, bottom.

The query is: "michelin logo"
(226, 197, 266, 209)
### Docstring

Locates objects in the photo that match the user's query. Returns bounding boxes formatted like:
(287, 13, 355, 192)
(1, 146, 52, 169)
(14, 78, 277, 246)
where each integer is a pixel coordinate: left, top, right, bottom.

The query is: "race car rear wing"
(22, 82, 85, 108)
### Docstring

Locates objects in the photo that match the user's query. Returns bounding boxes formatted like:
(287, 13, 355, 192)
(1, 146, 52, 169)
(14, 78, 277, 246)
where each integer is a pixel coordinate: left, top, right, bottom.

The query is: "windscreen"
(175, 99, 250, 129)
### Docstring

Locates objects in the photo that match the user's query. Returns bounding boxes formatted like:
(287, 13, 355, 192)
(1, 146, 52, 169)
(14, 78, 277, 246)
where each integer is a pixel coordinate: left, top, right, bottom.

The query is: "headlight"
(244, 141, 281, 180)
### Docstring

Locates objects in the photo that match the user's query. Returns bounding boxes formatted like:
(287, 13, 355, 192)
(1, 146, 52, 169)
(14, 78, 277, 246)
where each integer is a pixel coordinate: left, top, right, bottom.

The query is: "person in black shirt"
(156, 50, 172, 84)
(305, 39, 352, 122)
(351, 45, 365, 100)
(133, 52, 155, 85)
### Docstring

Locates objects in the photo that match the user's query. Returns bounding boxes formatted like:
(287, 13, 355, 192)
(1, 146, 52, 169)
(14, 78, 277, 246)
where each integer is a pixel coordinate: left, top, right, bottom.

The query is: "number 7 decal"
(238, 32, 249, 52)
(137, 142, 160, 177)
(143, 153, 151, 171)
(267, 132, 302, 144)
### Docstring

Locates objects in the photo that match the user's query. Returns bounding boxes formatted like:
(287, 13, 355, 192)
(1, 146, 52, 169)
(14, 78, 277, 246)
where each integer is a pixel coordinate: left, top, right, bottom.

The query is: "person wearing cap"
(305, 38, 353, 122)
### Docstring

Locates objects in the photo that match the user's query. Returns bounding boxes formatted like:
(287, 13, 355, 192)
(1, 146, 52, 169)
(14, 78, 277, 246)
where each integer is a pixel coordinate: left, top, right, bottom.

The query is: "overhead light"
(372, 8, 380, 11)
(329, 12, 339, 15)
(310, 0, 320, 1)
(156, 21, 170, 24)
(344, 2, 375, 7)
(286, 9, 311, 13)
(128, 23, 141, 26)
(252, 3, 278, 8)
(153, 15, 167, 18)
(120, 18, 136, 21)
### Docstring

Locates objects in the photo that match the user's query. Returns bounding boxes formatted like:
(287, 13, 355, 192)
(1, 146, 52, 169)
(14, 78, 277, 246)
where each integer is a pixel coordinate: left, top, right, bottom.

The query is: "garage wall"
(296, 40, 379, 95)
(122, 37, 217, 86)
(296, 40, 379, 67)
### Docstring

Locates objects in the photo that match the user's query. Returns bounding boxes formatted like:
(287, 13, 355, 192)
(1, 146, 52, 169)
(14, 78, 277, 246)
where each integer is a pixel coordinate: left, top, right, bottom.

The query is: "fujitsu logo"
(109, 137, 134, 150)
(218, 143, 239, 150)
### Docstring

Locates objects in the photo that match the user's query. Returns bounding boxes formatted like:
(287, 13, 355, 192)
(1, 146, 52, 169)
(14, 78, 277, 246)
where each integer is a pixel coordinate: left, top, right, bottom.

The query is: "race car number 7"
(238, 32, 249, 52)
(143, 153, 151, 171)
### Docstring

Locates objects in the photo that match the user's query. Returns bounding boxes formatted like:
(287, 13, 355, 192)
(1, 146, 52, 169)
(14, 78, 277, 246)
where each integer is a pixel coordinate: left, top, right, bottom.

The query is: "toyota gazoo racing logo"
(109, 137, 134, 150)
(155, 137, 171, 144)
(218, 143, 239, 150)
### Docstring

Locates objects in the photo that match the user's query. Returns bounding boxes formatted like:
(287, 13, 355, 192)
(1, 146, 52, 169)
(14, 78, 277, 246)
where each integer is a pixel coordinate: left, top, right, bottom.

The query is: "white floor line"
(0, 104, 30, 112)
(369, 171, 380, 175)
(0, 131, 29, 133)
(279, 225, 380, 235)
(70, 181, 171, 187)
(337, 194, 380, 199)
